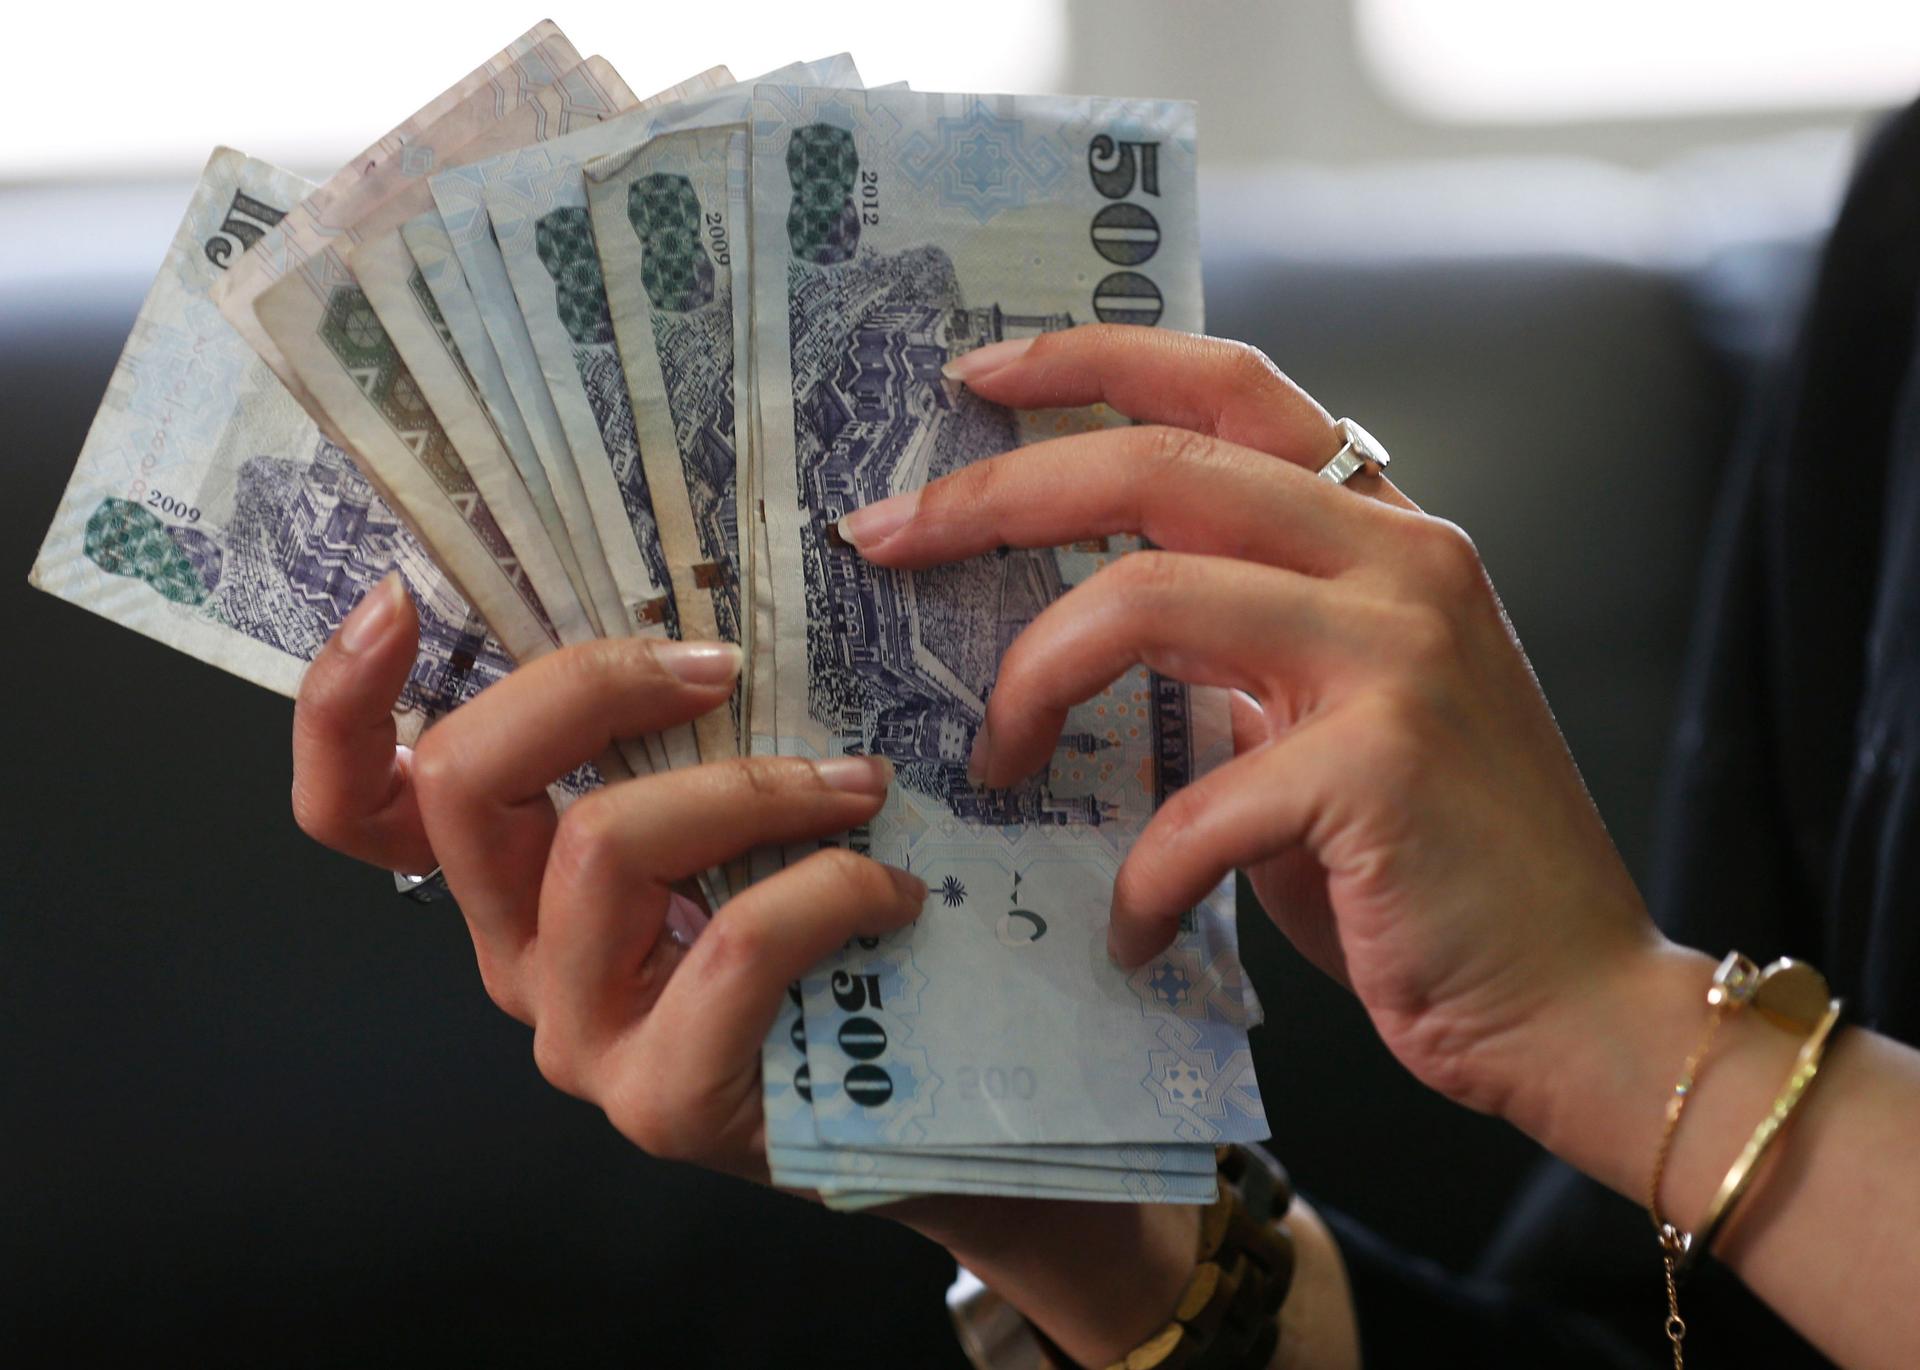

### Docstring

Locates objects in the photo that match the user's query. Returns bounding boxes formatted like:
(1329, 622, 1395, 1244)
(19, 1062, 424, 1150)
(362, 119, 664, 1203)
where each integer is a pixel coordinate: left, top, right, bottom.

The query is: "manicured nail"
(837, 489, 919, 551)
(966, 724, 993, 787)
(886, 864, 929, 907)
(942, 334, 1036, 383)
(664, 891, 711, 943)
(816, 754, 895, 796)
(654, 640, 743, 686)
(338, 571, 406, 654)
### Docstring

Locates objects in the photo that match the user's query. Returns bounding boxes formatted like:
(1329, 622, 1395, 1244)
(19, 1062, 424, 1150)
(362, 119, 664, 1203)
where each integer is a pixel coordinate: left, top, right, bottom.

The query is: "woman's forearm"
(831, 323, 1918, 1366)
(1510, 941, 1920, 1370)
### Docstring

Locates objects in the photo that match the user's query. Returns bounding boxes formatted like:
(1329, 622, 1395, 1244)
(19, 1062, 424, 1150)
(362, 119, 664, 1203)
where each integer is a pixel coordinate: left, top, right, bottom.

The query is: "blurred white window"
(1, 3, 1066, 179)
(1359, 0, 1920, 122)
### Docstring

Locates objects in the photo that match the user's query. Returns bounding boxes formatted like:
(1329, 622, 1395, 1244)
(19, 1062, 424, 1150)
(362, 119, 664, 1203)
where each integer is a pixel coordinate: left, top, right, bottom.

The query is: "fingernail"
(816, 754, 894, 796)
(665, 891, 710, 941)
(886, 864, 929, 907)
(837, 489, 919, 551)
(942, 334, 1036, 383)
(654, 640, 743, 686)
(339, 571, 406, 654)
(967, 724, 993, 787)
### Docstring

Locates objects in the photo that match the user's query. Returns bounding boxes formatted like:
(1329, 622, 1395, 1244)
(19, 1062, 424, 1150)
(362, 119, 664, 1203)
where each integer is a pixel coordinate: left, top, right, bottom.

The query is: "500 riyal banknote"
(751, 86, 1266, 1148)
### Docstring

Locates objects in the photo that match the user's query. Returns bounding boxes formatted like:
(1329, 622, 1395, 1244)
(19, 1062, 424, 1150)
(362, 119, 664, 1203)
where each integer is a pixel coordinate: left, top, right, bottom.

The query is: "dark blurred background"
(4, 3, 1911, 1365)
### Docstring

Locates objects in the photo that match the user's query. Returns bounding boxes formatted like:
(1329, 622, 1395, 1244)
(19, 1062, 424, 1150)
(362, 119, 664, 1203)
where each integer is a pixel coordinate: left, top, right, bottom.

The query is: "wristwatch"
(947, 1144, 1297, 1370)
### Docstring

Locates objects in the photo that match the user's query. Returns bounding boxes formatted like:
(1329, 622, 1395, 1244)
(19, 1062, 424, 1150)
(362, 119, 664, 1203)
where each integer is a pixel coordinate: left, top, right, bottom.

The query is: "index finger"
(947, 324, 1416, 510)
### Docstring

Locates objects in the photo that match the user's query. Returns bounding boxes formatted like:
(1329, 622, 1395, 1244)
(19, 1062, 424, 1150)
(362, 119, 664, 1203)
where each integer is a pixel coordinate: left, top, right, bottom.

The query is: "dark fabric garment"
(1330, 97, 1920, 1367)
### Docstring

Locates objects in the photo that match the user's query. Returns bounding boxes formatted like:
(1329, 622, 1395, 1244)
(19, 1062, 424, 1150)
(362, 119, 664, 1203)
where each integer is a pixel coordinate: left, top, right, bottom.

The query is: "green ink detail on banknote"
(785, 124, 860, 263)
(83, 498, 211, 607)
(628, 174, 715, 311)
(533, 208, 615, 346)
(318, 285, 464, 498)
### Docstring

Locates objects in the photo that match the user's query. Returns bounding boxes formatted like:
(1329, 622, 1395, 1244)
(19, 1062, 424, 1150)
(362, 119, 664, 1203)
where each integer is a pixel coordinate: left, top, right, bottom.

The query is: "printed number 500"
(955, 1066, 1037, 1101)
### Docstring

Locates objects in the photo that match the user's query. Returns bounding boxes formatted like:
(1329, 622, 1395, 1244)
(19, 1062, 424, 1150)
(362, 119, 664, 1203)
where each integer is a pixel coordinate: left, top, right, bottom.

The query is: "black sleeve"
(1320, 1203, 1657, 1369)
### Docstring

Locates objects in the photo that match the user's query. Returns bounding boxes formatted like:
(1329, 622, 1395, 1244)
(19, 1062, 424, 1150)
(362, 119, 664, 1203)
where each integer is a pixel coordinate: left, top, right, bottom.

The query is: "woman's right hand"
(287, 574, 1268, 1368)
(287, 571, 926, 1181)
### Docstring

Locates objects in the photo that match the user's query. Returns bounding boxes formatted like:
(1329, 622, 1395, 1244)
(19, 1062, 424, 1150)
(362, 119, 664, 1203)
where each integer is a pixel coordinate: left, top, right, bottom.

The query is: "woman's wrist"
(1503, 937, 1808, 1219)
(903, 1197, 1200, 1366)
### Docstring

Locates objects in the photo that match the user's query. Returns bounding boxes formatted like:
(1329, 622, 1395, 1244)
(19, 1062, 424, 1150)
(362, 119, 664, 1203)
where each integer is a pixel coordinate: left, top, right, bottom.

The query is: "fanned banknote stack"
(31, 20, 1269, 1208)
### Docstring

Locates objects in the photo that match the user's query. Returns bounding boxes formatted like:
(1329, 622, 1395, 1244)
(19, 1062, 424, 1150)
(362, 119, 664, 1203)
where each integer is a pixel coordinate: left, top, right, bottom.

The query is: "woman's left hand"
(839, 323, 1657, 1127)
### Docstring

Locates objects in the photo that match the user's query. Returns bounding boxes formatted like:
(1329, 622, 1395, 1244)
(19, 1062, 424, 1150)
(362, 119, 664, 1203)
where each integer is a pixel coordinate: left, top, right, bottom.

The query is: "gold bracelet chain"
(1646, 952, 1839, 1369)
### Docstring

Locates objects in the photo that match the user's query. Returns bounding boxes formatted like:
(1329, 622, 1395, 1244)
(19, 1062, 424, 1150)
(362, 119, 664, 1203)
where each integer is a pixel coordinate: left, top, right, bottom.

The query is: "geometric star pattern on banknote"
(897, 99, 1071, 223)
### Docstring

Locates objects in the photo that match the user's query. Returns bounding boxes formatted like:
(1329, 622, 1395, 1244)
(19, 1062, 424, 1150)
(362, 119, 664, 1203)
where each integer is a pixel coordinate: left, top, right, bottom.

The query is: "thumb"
(291, 571, 435, 871)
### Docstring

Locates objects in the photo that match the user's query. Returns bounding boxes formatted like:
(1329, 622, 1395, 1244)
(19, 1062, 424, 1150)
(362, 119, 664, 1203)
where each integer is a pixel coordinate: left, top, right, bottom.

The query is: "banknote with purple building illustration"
(751, 87, 1267, 1148)
(587, 124, 750, 766)
(31, 149, 511, 740)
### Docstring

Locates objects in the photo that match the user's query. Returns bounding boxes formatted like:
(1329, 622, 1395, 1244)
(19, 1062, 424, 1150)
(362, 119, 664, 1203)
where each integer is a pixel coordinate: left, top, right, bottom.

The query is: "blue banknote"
(752, 86, 1268, 1148)
(30, 148, 511, 742)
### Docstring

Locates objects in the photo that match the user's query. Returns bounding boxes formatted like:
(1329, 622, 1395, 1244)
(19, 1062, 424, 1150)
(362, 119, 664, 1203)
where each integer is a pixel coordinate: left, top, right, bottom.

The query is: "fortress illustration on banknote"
(789, 239, 1195, 826)
(641, 258, 742, 647)
(83, 439, 509, 720)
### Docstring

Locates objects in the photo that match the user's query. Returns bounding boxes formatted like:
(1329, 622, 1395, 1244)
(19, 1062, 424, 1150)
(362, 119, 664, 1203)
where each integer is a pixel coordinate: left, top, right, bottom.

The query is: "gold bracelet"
(1677, 996, 1844, 1279)
(1646, 951, 1760, 1253)
(1645, 951, 1839, 1369)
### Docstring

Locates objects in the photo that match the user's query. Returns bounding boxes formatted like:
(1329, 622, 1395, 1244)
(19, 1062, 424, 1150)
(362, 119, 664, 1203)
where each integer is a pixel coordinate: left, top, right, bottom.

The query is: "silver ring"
(1317, 417, 1391, 486)
(393, 866, 453, 903)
